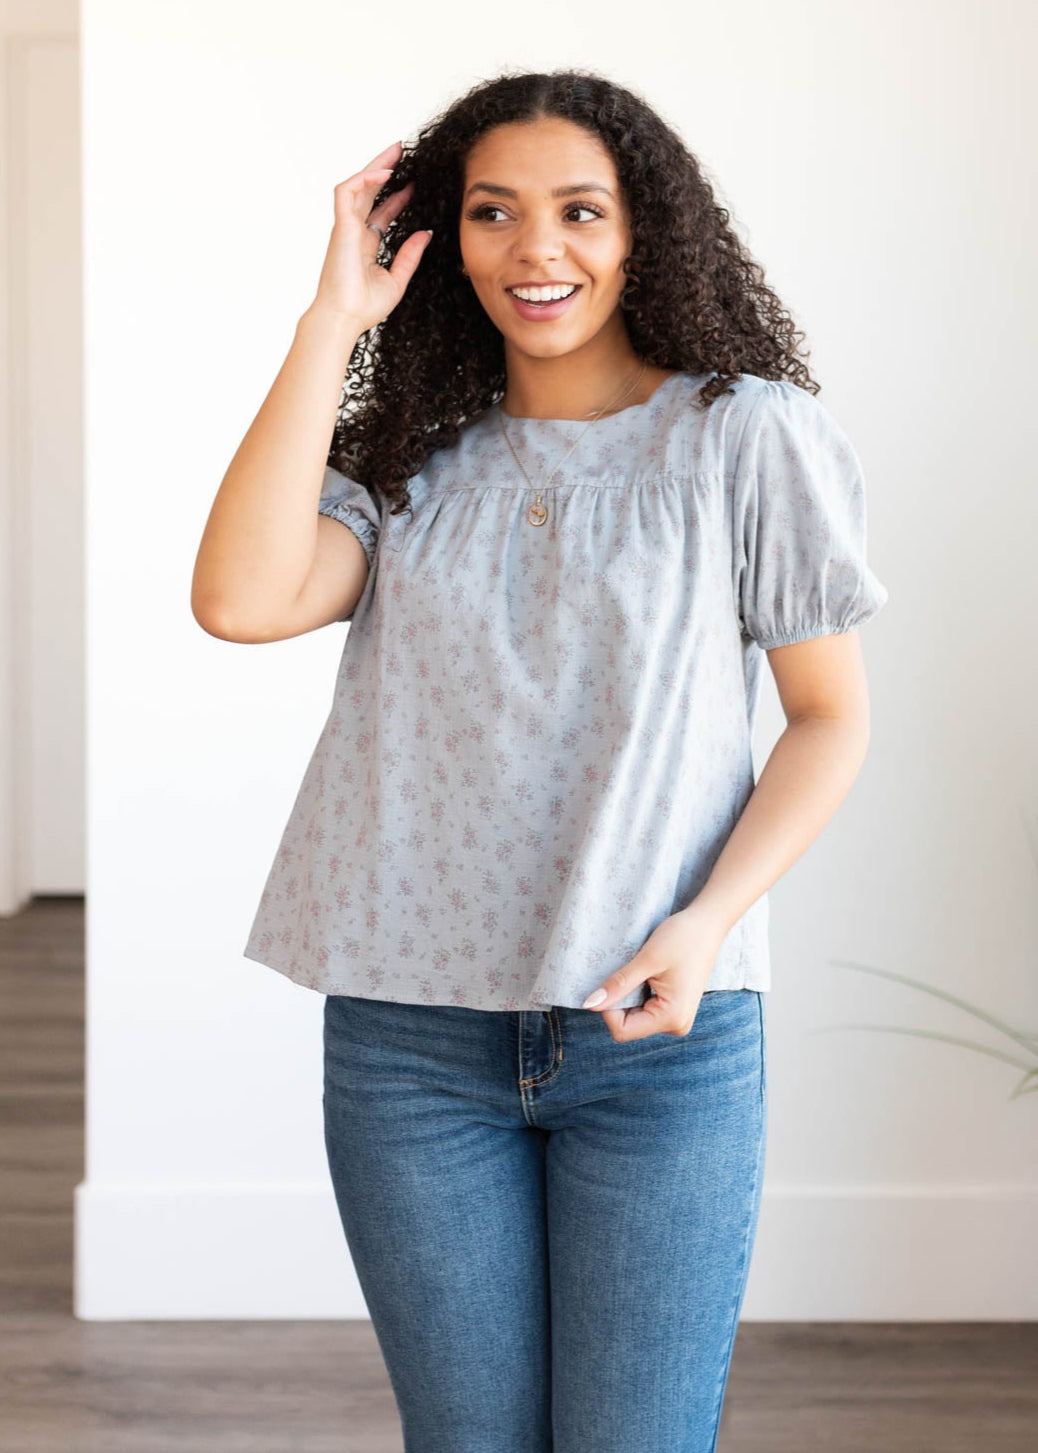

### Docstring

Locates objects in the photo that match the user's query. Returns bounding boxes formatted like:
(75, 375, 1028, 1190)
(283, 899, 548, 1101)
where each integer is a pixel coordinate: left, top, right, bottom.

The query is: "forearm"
(682, 713, 872, 938)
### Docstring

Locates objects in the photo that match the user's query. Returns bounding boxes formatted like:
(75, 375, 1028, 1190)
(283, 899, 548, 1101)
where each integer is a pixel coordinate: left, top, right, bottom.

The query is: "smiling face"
(458, 117, 634, 364)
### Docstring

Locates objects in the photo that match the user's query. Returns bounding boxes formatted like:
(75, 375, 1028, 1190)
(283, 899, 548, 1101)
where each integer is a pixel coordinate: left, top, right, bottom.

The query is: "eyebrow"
(463, 181, 615, 201)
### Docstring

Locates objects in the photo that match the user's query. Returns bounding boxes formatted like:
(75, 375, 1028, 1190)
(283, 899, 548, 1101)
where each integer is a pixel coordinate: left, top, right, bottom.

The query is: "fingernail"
(582, 988, 607, 1008)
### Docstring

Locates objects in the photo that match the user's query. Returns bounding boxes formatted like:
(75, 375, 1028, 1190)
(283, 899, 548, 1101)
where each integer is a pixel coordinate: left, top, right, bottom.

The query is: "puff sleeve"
(317, 464, 381, 568)
(732, 380, 889, 649)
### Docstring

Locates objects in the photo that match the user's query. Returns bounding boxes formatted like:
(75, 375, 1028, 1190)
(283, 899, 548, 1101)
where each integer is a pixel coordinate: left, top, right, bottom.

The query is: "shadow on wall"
(814, 806, 1038, 1106)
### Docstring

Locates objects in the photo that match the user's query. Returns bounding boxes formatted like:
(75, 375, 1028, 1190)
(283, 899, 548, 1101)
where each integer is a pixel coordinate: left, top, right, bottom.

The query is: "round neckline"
(494, 369, 689, 424)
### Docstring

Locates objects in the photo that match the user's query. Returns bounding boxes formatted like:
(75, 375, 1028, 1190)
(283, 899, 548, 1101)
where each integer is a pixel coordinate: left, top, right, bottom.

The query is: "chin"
(507, 334, 588, 360)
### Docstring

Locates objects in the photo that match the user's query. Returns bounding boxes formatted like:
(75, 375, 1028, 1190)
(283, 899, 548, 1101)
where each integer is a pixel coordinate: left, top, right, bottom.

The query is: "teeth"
(509, 284, 577, 302)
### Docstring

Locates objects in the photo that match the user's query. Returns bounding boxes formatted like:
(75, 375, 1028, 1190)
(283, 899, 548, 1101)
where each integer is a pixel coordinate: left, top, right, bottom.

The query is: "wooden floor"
(1, 896, 1034, 1452)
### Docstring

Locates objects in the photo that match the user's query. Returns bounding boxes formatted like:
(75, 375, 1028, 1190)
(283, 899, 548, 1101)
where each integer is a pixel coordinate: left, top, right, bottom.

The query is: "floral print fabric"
(243, 371, 888, 1010)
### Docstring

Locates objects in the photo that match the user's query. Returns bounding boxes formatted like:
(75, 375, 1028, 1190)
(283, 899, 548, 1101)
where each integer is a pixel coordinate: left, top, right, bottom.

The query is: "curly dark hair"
(329, 67, 819, 520)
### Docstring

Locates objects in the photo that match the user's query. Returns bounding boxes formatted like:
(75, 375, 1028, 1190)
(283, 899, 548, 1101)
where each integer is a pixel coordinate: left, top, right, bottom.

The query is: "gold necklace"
(497, 361, 649, 526)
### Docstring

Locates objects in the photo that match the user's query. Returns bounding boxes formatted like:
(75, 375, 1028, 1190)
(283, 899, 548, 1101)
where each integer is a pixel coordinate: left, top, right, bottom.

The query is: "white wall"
(75, 0, 1038, 1318)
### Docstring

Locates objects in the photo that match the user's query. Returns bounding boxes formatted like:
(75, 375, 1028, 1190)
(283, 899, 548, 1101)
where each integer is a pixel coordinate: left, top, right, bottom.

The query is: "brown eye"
(464, 202, 605, 223)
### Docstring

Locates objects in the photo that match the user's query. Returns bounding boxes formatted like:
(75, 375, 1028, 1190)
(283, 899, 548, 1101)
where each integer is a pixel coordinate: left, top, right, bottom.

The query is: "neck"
(500, 334, 652, 421)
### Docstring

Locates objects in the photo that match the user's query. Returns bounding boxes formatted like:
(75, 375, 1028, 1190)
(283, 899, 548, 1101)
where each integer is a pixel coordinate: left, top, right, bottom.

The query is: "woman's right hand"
(310, 140, 432, 334)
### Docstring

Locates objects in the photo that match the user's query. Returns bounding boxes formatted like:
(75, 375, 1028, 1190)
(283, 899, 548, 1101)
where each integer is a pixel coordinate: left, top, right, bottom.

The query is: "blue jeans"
(322, 988, 767, 1453)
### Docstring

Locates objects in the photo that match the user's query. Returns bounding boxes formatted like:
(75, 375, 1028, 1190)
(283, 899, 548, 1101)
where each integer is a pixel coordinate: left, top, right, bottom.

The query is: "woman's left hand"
(581, 902, 727, 1042)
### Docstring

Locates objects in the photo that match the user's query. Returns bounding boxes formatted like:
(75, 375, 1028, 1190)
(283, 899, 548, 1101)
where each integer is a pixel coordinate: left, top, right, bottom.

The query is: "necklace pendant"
(526, 497, 548, 527)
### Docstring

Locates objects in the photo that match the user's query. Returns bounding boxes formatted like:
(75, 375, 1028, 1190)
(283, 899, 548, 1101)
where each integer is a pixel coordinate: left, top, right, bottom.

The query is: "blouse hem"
(242, 943, 770, 1011)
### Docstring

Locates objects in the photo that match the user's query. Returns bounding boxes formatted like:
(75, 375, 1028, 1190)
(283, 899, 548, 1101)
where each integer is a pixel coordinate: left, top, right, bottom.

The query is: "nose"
(513, 214, 566, 267)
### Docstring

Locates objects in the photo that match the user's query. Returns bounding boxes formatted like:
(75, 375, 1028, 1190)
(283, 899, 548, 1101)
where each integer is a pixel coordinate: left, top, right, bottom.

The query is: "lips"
(505, 285, 582, 321)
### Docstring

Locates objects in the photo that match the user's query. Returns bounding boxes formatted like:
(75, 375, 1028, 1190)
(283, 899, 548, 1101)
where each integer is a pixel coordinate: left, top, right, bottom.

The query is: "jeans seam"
(517, 1006, 564, 1086)
(704, 994, 766, 1452)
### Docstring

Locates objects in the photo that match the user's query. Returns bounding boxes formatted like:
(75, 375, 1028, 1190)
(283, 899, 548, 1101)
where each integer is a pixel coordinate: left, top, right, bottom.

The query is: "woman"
(192, 68, 888, 1453)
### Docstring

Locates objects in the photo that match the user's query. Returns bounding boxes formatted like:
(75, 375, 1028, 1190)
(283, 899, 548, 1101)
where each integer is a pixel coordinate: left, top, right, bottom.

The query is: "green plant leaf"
(812, 1022, 1036, 1072)
(829, 959, 1038, 1055)
(1009, 1068, 1038, 1100)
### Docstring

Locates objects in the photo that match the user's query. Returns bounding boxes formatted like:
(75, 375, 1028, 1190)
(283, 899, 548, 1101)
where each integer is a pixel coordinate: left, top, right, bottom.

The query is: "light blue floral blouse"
(243, 370, 888, 1011)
